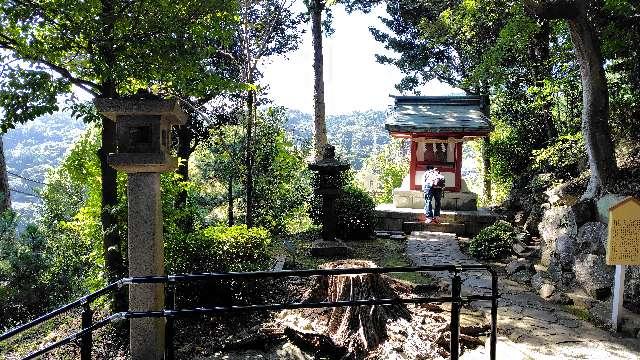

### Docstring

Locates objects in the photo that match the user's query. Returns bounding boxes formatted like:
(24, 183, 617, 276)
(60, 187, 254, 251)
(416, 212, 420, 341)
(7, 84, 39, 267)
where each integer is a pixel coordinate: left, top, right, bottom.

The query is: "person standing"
(423, 166, 445, 223)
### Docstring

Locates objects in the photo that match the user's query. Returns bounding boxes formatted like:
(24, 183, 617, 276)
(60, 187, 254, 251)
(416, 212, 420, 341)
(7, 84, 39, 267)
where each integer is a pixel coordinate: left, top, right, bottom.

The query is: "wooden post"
(605, 196, 640, 332)
(409, 139, 418, 190)
(611, 264, 626, 331)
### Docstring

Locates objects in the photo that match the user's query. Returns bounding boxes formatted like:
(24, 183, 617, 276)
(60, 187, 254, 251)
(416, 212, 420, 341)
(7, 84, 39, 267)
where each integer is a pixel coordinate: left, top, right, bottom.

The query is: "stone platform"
(393, 189, 478, 211)
(375, 204, 501, 236)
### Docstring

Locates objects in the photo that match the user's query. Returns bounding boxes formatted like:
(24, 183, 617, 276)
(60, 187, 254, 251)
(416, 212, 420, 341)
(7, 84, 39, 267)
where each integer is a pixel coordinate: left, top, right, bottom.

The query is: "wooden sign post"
(606, 197, 640, 331)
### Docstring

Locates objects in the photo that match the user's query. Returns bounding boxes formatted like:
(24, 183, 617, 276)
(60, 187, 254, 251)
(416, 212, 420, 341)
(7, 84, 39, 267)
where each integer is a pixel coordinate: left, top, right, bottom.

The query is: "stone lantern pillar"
(94, 92, 186, 360)
(308, 144, 352, 256)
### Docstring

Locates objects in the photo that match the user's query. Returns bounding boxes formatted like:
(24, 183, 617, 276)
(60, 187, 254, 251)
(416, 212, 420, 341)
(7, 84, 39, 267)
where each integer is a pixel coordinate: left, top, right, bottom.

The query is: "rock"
(549, 292, 574, 305)
(555, 235, 575, 269)
(596, 194, 627, 224)
(546, 183, 579, 206)
(574, 254, 614, 300)
(512, 242, 528, 258)
(576, 222, 607, 256)
(624, 266, 640, 305)
(540, 283, 556, 298)
(538, 206, 577, 266)
(571, 199, 596, 227)
(515, 232, 532, 245)
(514, 211, 528, 226)
(505, 259, 534, 276)
(510, 270, 533, 285)
(524, 207, 543, 236)
(531, 272, 556, 298)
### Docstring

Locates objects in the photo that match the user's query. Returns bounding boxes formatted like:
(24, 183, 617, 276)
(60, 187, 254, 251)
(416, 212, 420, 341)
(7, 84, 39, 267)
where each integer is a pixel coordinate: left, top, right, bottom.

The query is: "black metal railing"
(0, 265, 499, 360)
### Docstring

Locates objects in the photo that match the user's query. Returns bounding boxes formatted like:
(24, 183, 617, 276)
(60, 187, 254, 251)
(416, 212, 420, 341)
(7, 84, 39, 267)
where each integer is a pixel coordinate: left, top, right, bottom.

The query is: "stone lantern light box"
(94, 97, 187, 173)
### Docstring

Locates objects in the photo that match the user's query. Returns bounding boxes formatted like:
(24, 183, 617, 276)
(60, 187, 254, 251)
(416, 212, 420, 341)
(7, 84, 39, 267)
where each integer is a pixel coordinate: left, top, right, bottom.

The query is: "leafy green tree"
(358, 139, 408, 204)
(192, 107, 311, 233)
(0, 212, 51, 328)
(0, 0, 237, 309)
(525, 0, 618, 198)
(192, 123, 246, 227)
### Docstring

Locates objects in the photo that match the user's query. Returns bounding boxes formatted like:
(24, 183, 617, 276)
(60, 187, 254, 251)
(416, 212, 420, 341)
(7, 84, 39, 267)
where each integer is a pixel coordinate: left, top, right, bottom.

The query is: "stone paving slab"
(406, 231, 640, 359)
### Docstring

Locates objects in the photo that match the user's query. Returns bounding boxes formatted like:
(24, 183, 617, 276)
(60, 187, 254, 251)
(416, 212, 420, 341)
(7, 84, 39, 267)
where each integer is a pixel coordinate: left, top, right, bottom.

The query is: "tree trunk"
(567, 7, 617, 198)
(480, 95, 492, 202)
(534, 21, 557, 142)
(0, 136, 11, 212)
(98, 0, 126, 313)
(525, 0, 618, 198)
(312, 0, 328, 161)
(228, 175, 234, 226)
(292, 260, 410, 359)
(98, 113, 127, 312)
(175, 120, 194, 232)
(245, 89, 255, 227)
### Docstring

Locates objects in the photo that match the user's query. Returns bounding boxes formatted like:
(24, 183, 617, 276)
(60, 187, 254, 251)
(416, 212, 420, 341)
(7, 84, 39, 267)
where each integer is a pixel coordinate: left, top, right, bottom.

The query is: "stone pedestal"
(392, 189, 478, 211)
(128, 173, 165, 360)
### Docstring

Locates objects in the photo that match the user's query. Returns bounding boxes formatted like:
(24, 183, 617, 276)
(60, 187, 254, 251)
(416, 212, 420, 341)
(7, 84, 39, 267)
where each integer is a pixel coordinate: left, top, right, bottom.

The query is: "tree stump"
(290, 260, 410, 358)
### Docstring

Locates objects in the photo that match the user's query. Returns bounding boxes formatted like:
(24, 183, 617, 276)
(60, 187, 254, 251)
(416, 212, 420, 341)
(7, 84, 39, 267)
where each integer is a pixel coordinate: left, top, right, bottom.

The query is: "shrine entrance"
(385, 96, 491, 211)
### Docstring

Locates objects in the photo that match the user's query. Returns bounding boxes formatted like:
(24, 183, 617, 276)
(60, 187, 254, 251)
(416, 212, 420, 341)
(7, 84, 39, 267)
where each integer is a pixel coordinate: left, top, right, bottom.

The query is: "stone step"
(403, 221, 466, 236)
(409, 231, 458, 240)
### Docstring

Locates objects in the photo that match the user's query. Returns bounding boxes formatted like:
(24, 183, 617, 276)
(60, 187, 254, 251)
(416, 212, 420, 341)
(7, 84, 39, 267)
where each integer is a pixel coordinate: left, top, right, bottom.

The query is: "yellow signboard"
(606, 197, 640, 265)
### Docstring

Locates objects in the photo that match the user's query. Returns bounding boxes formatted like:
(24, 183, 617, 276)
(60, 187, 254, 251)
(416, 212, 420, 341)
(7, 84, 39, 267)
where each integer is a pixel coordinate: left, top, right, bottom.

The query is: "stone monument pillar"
(94, 92, 187, 360)
(127, 173, 165, 359)
(308, 144, 352, 256)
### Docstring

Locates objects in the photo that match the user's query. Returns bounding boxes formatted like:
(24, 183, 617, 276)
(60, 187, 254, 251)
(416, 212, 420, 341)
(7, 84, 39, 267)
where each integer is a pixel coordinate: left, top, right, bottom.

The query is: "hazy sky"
(261, 5, 462, 115)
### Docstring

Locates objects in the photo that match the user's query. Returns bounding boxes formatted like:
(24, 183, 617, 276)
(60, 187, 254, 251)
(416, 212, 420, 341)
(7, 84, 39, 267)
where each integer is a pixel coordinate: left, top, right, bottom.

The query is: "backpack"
(432, 173, 446, 188)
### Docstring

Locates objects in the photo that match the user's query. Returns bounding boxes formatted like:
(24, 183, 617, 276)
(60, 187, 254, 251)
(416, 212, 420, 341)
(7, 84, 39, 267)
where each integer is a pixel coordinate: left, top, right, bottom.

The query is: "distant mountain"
(2, 108, 393, 222)
(4, 112, 86, 221)
(285, 109, 391, 169)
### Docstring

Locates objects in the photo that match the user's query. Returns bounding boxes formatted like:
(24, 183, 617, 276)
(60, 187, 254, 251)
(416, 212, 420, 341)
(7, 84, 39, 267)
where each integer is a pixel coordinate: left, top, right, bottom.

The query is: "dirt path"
(406, 231, 640, 360)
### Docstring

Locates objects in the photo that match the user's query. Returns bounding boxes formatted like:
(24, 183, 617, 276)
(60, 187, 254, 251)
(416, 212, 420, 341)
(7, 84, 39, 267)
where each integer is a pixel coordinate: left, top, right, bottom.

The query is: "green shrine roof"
(385, 96, 492, 134)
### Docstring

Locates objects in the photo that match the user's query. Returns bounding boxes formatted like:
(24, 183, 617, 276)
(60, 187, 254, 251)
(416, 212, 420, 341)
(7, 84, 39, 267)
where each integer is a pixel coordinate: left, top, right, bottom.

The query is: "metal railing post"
(450, 271, 461, 360)
(490, 271, 498, 360)
(80, 302, 93, 360)
(165, 284, 176, 360)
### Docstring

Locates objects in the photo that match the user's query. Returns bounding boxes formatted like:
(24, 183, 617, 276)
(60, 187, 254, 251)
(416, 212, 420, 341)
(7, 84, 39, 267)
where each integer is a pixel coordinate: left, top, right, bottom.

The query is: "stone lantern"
(308, 144, 352, 256)
(94, 93, 187, 173)
(94, 91, 186, 360)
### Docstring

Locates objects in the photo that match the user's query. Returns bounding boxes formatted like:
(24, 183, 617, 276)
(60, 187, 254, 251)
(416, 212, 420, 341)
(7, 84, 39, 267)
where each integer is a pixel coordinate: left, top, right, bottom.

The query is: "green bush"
(468, 220, 516, 260)
(310, 171, 377, 240)
(532, 133, 587, 180)
(335, 184, 376, 240)
(166, 224, 272, 274)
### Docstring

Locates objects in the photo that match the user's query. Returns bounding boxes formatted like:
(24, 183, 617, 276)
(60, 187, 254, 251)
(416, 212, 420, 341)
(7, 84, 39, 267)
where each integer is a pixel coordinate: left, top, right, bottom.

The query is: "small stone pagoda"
(385, 95, 491, 211)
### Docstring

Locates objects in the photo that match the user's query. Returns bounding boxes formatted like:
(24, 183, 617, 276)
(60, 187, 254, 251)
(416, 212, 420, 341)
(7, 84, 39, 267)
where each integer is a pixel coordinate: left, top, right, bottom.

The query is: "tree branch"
(32, 59, 101, 96)
(0, 32, 100, 96)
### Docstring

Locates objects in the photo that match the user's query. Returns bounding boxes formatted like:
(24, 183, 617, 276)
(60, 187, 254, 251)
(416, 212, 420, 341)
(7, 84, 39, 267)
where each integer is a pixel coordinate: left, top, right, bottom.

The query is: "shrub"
(166, 224, 272, 274)
(335, 184, 376, 240)
(532, 133, 587, 180)
(309, 171, 376, 240)
(468, 220, 516, 260)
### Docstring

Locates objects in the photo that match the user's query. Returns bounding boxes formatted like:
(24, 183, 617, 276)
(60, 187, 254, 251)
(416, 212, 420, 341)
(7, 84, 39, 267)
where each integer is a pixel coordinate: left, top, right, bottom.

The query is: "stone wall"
(536, 195, 640, 304)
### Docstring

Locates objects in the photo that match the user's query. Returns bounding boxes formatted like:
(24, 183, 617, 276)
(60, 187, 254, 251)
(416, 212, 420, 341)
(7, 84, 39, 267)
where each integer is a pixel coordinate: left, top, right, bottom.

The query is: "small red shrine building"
(385, 95, 491, 210)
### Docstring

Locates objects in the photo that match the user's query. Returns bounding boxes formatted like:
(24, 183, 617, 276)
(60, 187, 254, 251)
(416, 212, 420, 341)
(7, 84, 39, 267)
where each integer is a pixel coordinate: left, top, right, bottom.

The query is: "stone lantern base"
(310, 239, 353, 257)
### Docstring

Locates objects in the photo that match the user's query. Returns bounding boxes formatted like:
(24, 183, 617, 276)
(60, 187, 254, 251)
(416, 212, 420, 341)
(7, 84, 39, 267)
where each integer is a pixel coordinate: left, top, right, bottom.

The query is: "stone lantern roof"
(94, 91, 187, 126)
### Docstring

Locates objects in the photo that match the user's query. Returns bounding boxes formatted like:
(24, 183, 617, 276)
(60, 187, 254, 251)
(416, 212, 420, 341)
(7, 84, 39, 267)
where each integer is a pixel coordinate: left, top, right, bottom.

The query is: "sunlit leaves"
(0, 67, 70, 132)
